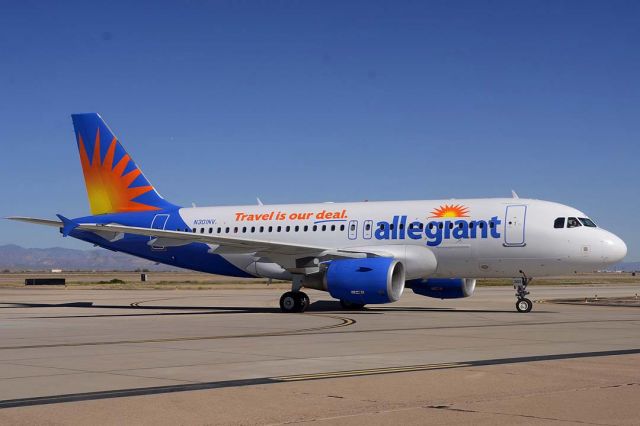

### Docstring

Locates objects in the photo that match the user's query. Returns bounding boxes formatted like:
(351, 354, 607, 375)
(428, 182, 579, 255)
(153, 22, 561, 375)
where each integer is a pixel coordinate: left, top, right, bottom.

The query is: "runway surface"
(0, 283, 639, 424)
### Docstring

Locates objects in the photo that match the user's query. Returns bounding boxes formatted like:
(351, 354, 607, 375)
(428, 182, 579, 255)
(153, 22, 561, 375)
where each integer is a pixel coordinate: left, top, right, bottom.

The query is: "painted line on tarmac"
(276, 362, 469, 381)
(0, 314, 356, 350)
(1, 348, 639, 409)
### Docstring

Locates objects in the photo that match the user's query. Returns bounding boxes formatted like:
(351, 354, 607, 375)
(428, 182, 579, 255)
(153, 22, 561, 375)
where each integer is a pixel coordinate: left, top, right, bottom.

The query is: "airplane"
(8, 114, 627, 313)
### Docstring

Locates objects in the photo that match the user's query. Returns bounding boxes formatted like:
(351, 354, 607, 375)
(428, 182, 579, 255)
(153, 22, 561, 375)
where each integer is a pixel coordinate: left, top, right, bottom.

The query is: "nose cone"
(602, 232, 627, 264)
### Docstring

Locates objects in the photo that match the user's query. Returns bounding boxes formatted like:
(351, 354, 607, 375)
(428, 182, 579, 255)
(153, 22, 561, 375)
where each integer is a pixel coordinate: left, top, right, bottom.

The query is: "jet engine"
(408, 278, 476, 299)
(322, 257, 405, 305)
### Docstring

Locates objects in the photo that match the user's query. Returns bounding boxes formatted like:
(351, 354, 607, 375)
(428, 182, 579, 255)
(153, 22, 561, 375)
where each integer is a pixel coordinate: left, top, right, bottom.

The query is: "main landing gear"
(279, 291, 310, 313)
(514, 271, 533, 313)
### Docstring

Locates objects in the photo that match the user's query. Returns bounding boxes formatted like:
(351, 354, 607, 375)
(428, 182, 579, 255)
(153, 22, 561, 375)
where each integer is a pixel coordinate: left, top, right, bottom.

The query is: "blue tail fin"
(71, 113, 176, 215)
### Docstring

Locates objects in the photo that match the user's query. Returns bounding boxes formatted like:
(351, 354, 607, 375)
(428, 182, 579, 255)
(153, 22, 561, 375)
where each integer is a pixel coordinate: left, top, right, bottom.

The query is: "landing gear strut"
(279, 275, 310, 313)
(514, 271, 533, 313)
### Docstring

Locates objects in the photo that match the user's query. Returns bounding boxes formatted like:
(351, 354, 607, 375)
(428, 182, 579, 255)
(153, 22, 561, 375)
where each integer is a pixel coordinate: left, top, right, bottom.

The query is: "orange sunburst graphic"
(429, 204, 470, 218)
(78, 129, 159, 215)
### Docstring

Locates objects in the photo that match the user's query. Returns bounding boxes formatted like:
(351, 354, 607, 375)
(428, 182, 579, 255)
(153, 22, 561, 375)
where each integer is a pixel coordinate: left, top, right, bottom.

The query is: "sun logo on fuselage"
(429, 204, 470, 218)
(78, 129, 159, 215)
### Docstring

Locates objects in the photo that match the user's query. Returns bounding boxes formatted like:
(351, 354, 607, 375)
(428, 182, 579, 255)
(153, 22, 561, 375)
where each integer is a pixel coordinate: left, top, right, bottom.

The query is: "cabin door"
(503, 205, 526, 247)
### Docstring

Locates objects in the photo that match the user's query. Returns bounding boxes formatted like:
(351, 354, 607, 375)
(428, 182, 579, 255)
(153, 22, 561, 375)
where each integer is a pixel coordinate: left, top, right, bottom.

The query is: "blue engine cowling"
(324, 258, 405, 304)
(408, 278, 476, 299)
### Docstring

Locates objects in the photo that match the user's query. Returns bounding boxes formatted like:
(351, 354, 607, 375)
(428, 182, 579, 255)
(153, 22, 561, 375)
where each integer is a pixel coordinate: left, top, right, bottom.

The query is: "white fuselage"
(177, 198, 627, 280)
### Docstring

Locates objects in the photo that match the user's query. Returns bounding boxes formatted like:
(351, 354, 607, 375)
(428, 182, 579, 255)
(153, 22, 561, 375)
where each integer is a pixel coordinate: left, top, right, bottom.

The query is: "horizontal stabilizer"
(6, 217, 63, 227)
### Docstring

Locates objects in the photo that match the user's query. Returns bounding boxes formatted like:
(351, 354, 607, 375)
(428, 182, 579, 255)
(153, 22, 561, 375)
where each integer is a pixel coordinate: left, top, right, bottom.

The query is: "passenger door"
(348, 220, 358, 240)
(503, 205, 526, 247)
(363, 220, 373, 239)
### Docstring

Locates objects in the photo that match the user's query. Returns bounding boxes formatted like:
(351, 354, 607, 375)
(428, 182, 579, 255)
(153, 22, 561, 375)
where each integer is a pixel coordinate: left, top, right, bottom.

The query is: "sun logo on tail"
(429, 204, 470, 218)
(78, 129, 159, 215)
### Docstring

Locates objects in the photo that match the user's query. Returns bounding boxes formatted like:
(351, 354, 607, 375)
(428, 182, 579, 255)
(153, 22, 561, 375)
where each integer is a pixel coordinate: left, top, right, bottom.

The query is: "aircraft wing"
(6, 217, 373, 260)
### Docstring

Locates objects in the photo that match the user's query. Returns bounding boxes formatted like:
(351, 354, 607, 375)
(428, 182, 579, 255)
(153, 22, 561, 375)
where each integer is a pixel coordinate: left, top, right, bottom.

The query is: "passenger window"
(234, 227, 238, 233)
(242, 227, 247, 233)
(268, 226, 273, 232)
(331, 224, 336, 231)
(285, 226, 290, 232)
(340, 224, 345, 231)
(209, 228, 212, 233)
(313, 225, 318, 231)
(251, 226, 255, 233)
(259, 226, 264, 233)
(295, 225, 299, 232)
(579, 218, 597, 227)
(322, 225, 327, 231)
(217, 227, 221, 233)
(567, 217, 581, 228)
(304, 225, 308, 232)
(225, 227, 230, 233)
(350, 224, 356, 231)
(554, 218, 565, 229)
(277, 226, 282, 232)
(200, 228, 205, 233)
(365, 223, 371, 231)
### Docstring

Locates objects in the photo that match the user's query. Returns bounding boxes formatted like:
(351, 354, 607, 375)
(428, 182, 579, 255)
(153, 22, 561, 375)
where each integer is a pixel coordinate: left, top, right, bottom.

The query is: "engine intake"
(324, 258, 405, 304)
(408, 278, 476, 299)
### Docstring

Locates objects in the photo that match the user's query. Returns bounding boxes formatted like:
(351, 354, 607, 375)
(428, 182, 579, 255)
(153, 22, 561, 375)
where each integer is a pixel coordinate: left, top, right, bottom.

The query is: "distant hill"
(0, 244, 178, 272)
(609, 262, 640, 272)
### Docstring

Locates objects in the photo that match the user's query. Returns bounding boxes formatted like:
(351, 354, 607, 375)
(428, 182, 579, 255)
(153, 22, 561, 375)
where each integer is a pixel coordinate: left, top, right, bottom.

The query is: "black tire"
(516, 298, 533, 313)
(280, 292, 298, 313)
(298, 292, 310, 313)
(340, 299, 365, 310)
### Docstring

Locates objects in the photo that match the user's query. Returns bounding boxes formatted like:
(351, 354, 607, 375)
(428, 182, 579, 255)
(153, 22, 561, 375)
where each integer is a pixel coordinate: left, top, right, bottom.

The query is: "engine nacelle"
(324, 258, 405, 304)
(408, 278, 476, 299)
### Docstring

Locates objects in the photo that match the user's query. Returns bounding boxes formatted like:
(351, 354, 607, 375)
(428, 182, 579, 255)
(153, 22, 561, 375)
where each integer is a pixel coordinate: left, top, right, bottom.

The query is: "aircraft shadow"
(0, 300, 531, 316)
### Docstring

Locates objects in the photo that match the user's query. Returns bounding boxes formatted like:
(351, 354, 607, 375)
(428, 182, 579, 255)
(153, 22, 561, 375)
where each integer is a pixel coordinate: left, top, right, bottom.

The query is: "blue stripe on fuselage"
(67, 209, 254, 278)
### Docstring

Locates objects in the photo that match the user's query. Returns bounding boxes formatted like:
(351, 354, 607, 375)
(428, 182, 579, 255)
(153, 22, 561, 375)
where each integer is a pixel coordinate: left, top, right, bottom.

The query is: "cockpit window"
(567, 217, 581, 228)
(554, 217, 565, 229)
(579, 218, 597, 227)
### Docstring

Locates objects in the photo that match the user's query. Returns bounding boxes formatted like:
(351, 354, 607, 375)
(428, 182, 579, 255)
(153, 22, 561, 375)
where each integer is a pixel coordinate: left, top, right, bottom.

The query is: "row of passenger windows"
(183, 219, 499, 235)
(554, 217, 597, 229)
(185, 224, 347, 234)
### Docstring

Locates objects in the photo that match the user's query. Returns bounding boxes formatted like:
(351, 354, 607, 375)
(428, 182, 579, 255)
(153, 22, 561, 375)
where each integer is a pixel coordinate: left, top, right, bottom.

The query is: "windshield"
(567, 217, 581, 228)
(579, 218, 597, 227)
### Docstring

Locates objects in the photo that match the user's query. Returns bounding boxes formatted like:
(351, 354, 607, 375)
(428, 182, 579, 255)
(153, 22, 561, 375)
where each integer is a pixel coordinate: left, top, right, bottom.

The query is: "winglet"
(56, 214, 79, 237)
(511, 190, 520, 199)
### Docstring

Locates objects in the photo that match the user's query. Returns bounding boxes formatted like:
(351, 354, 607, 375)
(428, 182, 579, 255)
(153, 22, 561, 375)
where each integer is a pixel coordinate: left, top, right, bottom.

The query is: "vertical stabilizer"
(71, 113, 175, 215)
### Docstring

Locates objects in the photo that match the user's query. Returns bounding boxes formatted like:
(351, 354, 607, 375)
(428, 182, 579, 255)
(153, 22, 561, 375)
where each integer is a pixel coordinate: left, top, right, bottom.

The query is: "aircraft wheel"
(280, 292, 298, 313)
(340, 299, 365, 310)
(280, 291, 309, 313)
(516, 298, 533, 313)
(298, 292, 310, 313)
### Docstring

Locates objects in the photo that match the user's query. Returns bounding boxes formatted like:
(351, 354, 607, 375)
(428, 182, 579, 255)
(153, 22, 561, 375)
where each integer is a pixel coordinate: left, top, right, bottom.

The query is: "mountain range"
(0, 244, 177, 271)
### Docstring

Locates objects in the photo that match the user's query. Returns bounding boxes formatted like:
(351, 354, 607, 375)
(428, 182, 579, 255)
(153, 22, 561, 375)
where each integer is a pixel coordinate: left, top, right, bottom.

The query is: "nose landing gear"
(514, 271, 533, 313)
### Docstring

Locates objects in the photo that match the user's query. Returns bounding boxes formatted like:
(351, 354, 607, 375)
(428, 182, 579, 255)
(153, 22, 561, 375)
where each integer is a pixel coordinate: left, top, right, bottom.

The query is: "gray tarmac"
(0, 283, 639, 424)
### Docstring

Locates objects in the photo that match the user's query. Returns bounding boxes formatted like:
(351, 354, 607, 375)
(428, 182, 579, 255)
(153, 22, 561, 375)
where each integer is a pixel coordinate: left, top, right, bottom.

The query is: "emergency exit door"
(503, 205, 526, 247)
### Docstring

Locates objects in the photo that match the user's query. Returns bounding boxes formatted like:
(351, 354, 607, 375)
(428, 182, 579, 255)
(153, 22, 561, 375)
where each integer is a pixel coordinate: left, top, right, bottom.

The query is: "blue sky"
(1, 1, 638, 261)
